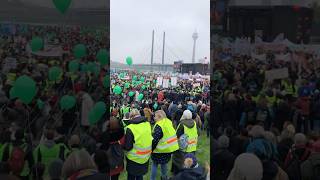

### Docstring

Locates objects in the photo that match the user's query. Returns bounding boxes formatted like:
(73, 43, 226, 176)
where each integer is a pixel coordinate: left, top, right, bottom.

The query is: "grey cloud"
(111, 0, 210, 64)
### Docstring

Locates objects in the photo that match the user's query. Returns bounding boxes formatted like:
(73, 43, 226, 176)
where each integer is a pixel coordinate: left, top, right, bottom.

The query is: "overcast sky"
(110, 0, 210, 64)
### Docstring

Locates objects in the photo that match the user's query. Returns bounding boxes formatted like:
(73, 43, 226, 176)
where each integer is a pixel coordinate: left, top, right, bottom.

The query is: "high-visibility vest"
(34, 143, 68, 177)
(153, 118, 179, 153)
(6, 73, 16, 85)
(121, 106, 130, 115)
(126, 122, 152, 164)
(177, 123, 198, 153)
(266, 95, 276, 107)
(283, 81, 297, 95)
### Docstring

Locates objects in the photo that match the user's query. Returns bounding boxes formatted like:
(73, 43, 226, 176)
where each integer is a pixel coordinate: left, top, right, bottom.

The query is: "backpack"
(178, 134, 189, 150)
(187, 104, 194, 112)
(256, 109, 268, 122)
(6, 144, 26, 175)
(106, 142, 124, 169)
(246, 110, 256, 123)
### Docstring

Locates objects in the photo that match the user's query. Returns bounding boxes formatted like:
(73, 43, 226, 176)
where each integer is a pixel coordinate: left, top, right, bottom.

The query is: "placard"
(156, 77, 163, 87)
(265, 68, 289, 81)
(162, 79, 169, 88)
(171, 77, 177, 87)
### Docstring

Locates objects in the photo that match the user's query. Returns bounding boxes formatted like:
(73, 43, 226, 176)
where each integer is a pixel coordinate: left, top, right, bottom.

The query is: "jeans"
(127, 174, 143, 180)
(150, 162, 168, 180)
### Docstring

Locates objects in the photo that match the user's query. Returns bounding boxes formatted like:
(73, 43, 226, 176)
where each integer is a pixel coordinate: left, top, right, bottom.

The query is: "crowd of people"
(212, 43, 320, 180)
(109, 71, 210, 179)
(0, 23, 211, 180)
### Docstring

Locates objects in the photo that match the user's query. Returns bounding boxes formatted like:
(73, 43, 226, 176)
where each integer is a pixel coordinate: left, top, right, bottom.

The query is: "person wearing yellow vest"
(150, 110, 179, 180)
(33, 129, 69, 179)
(2, 129, 34, 180)
(124, 108, 152, 180)
(172, 110, 199, 175)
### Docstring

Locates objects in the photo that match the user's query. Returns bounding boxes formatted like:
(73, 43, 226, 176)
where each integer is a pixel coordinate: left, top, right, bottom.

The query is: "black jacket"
(212, 148, 236, 180)
(171, 165, 207, 180)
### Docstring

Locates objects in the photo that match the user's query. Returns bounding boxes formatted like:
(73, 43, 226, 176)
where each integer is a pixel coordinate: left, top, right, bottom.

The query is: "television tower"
(192, 31, 198, 63)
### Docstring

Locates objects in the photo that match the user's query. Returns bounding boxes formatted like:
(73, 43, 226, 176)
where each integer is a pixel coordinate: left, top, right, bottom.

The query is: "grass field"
(119, 131, 210, 180)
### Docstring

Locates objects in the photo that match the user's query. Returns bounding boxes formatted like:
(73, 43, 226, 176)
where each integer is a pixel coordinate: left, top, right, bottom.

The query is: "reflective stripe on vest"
(126, 121, 152, 164)
(153, 118, 179, 153)
(180, 124, 198, 153)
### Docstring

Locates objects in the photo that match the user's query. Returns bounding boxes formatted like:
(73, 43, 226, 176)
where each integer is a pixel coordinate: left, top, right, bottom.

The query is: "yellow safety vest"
(283, 81, 297, 96)
(177, 123, 198, 153)
(34, 144, 69, 177)
(266, 95, 276, 107)
(126, 122, 153, 164)
(153, 118, 179, 153)
(6, 73, 16, 85)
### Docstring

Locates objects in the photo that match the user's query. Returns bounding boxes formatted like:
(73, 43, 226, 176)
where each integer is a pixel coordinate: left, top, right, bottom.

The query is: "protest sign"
(265, 68, 289, 81)
(162, 79, 169, 88)
(156, 77, 163, 87)
(2, 57, 17, 73)
(193, 83, 201, 88)
(171, 77, 177, 86)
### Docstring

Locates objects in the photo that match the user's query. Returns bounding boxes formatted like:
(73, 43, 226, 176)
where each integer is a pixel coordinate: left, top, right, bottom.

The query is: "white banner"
(171, 77, 177, 87)
(193, 83, 201, 88)
(162, 79, 169, 88)
(27, 44, 63, 57)
(2, 57, 17, 73)
(265, 68, 289, 81)
(157, 77, 163, 87)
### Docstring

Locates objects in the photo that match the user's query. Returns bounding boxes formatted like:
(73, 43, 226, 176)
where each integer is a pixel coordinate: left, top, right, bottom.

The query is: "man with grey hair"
(212, 135, 235, 180)
(284, 133, 311, 180)
(124, 108, 153, 180)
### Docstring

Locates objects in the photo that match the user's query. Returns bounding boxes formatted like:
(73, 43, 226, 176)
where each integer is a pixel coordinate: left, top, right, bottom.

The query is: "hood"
(43, 140, 56, 149)
(180, 119, 195, 128)
(129, 116, 147, 125)
(175, 166, 206, 180)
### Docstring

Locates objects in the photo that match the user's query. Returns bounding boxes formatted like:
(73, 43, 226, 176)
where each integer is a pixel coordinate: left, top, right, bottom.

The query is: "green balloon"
(13, 76, 37, 104)
(89, 102, 106, 125)
(95, 102, 106, 115)
(153, 103, 158, 110)
(96, 49, 109, 66)
(60, 95, 76, 110)
(141, 85, 146, 90)
(30, 37, 43, 52)
(133, 76, 137, 81)
(113, 85, 122, 95)
(119, 73, 125, 79)
(73, 44, 87, 59)
(49, 66, 63, 81)
(126, 56, 133, 65)
(138, 93, 144, 101)
(9, 87, 17, 99)
(128, 91, 135, 97)
(88, 62, 100, 76)
(125, 82, 130, 88)
(102, 75, 110, 88)
(68, 60, 79, 72)
(37, 99, 45, 109)
(140, 77, 145, 82)
(81, 64, 89, 72)
(53, 0, 72, 14)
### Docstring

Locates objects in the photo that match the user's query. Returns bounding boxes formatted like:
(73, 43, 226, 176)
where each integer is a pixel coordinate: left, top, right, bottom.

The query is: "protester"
(61, 149, 107, 180)
(172, 110, 199, 175)
(171, 153, 207, 180)
(123, 109, 152, 180)
(151, 110, 179, 180)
